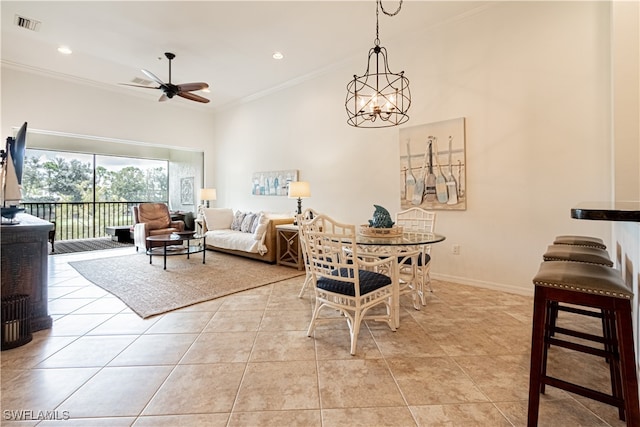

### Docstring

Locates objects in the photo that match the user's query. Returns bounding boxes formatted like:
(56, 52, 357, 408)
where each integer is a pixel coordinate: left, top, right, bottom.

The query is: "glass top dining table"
(347, 231, 446, 328)
(354, 231, 446, 247)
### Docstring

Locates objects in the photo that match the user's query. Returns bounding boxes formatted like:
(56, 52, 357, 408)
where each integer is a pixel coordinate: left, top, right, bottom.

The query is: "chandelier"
(346, 0, 410, 128)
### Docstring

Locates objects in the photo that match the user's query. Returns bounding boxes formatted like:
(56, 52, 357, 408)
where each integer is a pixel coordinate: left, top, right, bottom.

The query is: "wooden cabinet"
(1, 213, 53, 332)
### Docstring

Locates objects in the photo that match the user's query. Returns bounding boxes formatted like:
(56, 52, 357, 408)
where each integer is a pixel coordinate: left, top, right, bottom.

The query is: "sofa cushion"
(205, 229, 262, 253)
(231, 211, 246, 231)
(203, 208, 233, 230)
(241, 213, 256, 233)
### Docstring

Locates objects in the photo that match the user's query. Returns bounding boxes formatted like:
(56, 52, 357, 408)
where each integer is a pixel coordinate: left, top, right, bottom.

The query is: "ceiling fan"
(121, 52, 210, 104)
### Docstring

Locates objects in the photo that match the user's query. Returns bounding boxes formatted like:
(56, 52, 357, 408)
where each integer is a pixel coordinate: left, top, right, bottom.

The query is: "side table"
(105, 225, 132, 243)
(276, 224, 303, 270)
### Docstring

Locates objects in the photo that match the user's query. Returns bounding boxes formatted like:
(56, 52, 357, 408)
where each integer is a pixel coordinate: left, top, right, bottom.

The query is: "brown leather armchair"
(132, 203, 185, 251)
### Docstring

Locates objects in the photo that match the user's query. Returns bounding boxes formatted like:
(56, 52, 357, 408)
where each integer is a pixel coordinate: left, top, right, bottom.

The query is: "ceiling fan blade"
(177, 92, 210, 104)
(141, 69, 165, 86)
(158, 93, 169, 102)
(119, 83, 160, 89)
(177, 82, 209, 92)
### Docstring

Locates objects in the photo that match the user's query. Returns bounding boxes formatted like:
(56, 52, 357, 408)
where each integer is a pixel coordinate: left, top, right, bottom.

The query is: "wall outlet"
(452, 244, 460, 255)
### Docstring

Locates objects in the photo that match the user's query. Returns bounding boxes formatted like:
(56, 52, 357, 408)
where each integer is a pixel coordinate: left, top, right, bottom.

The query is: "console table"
(1, 213, 54, 332)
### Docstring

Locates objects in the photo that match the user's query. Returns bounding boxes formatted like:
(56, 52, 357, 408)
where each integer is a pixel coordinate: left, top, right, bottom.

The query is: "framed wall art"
(251, 169, 298, 196)
(180, 176, 195, 205)
(399, 117, 466, 210)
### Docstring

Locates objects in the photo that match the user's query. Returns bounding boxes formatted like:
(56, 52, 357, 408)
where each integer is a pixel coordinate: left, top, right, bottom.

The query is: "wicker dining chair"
(297, 208, 320, 298)
(299, 213, 396, 355)
(395, 207, 436, 307)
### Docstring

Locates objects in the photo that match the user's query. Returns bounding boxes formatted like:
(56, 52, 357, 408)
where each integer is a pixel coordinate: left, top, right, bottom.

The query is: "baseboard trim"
(431, 273, 534, 297)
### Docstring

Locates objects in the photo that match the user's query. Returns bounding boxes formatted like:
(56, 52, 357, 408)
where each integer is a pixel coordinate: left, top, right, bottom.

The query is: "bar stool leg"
(615, 300, 640, 424)
(540, 299, 555, 395)
(603, 309, 625, 420)
(527, 288, 548, 426)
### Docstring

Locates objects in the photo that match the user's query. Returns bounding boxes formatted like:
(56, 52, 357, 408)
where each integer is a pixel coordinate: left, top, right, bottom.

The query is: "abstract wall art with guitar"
(399, 117, 466, 211)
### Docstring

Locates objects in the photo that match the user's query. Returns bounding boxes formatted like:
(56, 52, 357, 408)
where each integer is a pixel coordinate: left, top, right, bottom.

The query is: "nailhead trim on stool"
(527, 261, 639, 426)
(542, 244, 613, 267)
(553, 235, 606, 249)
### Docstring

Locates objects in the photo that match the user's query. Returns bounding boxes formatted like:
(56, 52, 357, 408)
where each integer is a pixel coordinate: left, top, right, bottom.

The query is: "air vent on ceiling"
(14, 14, 41, 31)
(131, 77, 154, 86)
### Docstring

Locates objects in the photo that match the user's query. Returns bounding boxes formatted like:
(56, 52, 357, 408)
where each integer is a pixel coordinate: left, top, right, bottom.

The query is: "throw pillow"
(231, 211, 246, 231)
(240, 213, 256, 233)
(253, 212, 269, 241)
(251, 211, 263, 233)
(202, 208, 233, 230)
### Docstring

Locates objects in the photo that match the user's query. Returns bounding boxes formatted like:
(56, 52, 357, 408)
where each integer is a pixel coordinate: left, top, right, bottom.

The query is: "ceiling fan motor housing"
(163, 83, 179, 98)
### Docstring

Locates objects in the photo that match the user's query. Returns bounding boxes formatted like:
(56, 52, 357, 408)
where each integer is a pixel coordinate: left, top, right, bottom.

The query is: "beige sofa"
(200, 208, 293, 263)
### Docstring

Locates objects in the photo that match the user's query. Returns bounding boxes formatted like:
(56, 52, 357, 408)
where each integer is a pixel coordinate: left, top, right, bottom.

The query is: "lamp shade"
(199, 188, 217, 201)
(288, 181, 310, 199)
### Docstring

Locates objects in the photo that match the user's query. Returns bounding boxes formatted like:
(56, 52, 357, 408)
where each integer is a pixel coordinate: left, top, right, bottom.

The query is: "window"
(23, 149, 168, 203)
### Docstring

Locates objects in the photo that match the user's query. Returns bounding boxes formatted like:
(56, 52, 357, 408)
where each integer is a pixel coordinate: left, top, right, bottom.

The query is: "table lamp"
(199, 188, 217, 208)
(288, 181, 310, 216)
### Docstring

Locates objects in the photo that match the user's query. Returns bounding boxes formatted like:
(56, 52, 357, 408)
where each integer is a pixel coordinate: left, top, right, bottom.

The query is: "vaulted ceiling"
(1, 1, 488, 109)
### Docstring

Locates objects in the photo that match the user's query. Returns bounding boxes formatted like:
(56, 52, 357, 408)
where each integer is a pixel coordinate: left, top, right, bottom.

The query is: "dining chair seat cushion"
(317, 268, 391, 297)
(398, 253, 431, 267)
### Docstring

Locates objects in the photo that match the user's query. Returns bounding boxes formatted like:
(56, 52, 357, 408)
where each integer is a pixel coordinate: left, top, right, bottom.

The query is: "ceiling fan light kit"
(346, 0, 411, 128)
(121, 52, 210, 104)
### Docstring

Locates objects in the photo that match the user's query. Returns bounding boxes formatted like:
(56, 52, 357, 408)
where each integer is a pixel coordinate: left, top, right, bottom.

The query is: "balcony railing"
(22, 202, 158, 241)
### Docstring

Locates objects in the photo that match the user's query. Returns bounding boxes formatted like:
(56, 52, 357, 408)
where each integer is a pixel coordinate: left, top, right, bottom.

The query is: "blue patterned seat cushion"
(398, 253, 430, 267)
(317, 268, 391, 297)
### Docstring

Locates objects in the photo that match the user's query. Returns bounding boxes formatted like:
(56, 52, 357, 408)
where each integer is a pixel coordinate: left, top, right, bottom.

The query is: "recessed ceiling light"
(57, 46, 72, 55)
(272, 51, 284, 60)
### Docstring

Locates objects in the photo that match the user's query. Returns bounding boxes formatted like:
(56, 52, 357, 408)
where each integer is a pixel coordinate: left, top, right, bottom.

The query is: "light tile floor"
(0, 247, 628, 426)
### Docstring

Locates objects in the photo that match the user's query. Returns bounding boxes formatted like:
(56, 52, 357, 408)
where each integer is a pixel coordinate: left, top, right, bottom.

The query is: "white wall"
(212, 1, 613, 294)
(1, 66, 215, 151)
(611, 0, 640, 366)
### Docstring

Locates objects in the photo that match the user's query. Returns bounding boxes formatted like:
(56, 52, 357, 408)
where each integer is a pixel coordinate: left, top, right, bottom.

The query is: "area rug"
(69, 252, 305, 318)
(53, 237, 132, 255)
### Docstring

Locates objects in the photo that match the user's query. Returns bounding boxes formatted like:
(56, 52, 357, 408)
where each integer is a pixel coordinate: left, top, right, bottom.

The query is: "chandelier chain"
(379, 0, 403, 17)
(375, 0, 403, 46)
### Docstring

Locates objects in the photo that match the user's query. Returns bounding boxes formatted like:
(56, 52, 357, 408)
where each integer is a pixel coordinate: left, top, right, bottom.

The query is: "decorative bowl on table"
(359, 224, 403, 237)
(172, 230, 196, 238)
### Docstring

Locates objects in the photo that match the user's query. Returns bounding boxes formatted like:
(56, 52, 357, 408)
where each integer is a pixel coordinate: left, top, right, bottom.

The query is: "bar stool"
(542, 244, 613, 336)
(528, 261, 639, 426)
(553, 235, 606, 249)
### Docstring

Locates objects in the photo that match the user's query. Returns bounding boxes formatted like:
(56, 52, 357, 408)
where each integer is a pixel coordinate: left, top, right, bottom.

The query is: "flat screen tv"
(1, 122, 27, 220)
(11, 121, 27, 186)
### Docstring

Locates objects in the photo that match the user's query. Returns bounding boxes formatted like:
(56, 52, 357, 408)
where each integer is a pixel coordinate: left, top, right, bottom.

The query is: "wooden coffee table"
(145, 234, 206, 270)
